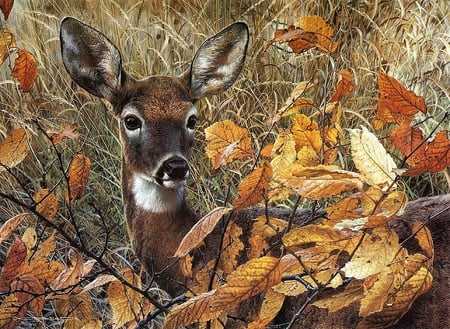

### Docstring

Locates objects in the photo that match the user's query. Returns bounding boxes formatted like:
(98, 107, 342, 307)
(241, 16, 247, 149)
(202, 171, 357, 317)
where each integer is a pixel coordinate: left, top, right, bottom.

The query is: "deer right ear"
(60, 17, 123, 101)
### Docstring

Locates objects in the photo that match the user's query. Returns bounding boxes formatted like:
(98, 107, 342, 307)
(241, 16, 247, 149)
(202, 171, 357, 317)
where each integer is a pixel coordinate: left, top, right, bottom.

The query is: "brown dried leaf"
(205, 120, 253, 168)
(10, 274, 45, 315)
(265, 25, 316, 53)
(232, 161, 272, 210)
(0, 294, 23, 329)
(248, 288, 285, 329)
(163, 290, 220, 329)
(0, 28, 16, 64)
(53, 253, 83, 290)
(34, 188, 58, 220)
(175, 207, 232, 257)
(0, 213, 29, 244)
(47, 123, 79, 145)
(65, 153, 91, 203)
(0, 237, 27, 290)
(11, 48, 38, 92)
(54, 287, 94, 329)
(211, 257, 282, 312)
(248, 216, 287, 259)
(79, 275, 117, 295)
(0, 128, 30, 172)
(0, 0, 14, 20)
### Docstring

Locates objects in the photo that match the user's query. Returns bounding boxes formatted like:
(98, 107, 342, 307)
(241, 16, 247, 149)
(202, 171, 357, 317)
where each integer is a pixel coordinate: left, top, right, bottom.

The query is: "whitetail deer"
(60, 17, 250, 297)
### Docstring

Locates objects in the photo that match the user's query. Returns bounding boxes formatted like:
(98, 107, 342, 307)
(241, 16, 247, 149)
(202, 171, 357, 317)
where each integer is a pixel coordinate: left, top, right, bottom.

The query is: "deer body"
(60, 17, 249, 297)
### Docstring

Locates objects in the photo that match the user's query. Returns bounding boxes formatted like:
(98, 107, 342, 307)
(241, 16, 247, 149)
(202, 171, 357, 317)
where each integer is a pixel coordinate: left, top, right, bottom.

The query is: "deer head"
(60, 17, 249, 295)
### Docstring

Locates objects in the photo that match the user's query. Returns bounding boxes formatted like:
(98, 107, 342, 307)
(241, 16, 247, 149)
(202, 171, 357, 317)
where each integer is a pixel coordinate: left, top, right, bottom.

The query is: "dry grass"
(0, 0, 448, 327)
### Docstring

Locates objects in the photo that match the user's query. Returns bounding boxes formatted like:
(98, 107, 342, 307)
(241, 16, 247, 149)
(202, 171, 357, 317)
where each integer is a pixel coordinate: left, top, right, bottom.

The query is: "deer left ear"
(187, 22, 249, 100)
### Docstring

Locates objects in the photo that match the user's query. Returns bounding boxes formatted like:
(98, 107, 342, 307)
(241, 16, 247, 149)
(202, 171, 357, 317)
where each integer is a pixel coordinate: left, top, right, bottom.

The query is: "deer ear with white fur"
(187, 22, 249, 100)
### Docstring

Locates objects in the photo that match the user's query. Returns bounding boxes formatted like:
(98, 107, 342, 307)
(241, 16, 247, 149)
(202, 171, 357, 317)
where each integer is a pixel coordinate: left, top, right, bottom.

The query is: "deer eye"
(186, 115, 198, 130)
(124, 115, 142, 130)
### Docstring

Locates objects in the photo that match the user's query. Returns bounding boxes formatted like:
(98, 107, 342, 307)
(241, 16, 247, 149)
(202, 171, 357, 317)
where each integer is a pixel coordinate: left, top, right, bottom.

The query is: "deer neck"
(121, 164, 198, 294)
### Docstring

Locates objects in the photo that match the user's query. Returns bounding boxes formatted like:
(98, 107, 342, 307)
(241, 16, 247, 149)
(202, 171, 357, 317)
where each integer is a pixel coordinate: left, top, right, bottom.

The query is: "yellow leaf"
(283, 224, 353, 248)
(0, 213, 29, 244)
(65, 153, 91, 203)
(277, 164, 365, 200)
(0, 128, 30, 172)
(342, 226, 400, 279)
(34, 188, 58, 220)
(270, 131, 296, 176)
(0, 294, 23, 329)
(349, 126, 398, 189)
(291, 114, 321, 154)
(312, 280, 364, 312)
(175, 207, 232, 257)
(248, 216, 287, 259)
(248, 288, 285, 329)
(163, 290, 220, 329)
(295, 16, 338, 53)
(107, 269, 144, 329)
(0, 28, 15, 64)
(11, 48, 38, 92)
(232, 161, 272, 210)
(205, 120, 253, 168)
(211, 256, 282, 312)
(412, 221, 434, 263)
(219, 220, 244, 274)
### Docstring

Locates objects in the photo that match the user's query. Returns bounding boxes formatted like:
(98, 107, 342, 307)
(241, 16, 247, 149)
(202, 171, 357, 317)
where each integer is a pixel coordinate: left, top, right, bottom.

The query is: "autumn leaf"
(412, 221, 434, 262)
(54, 287, 94, 329)
(329, 70, 355, 103)
(296, 16, 338, 53)
(265, 25, 317, 53)
(175, 207, 232, 257)
(205, 120, 253, 168)
(373, 72, 426, 129)
(277, 164, 365, 200)
(0, 28, 16, 64)
(47, 123, 79, 144)
(0, 294, 22, 329)
(52, 253, 83, 290)
(65, 153, 91, 203)
(10, 274, 45, 315)
(219, 220, 244, 274)
(34, 188, 58, 220)
(248, 216, 287, 259)
(349, 126, 398, 188)
(291, 114, 322, 154)
(0, 0, 14, 20)
(342, 226, 400, 279)
(11, 48, 38, 92)
(0, 128, 30, 172)
(232, 161, 272, 210)
(163, 290, 220, 329)
(0, 237, 27, 290)
(248, 288, 285, 329)
(0, 213, 29, 243)
(282, 224, 354, 248)
(270, 131, 296, 176)
(312, 280, 364, 312)
(211, 256, 282, 312)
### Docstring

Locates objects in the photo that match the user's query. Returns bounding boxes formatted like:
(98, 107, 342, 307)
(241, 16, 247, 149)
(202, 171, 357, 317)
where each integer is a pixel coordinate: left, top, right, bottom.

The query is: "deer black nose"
(163, 157, 189, 180)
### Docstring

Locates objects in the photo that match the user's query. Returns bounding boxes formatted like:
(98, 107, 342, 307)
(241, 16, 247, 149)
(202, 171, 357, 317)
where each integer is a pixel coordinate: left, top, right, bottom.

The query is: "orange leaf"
(291, 114, 321, 154)
(11, 48, 38, 92)
(265, 25, 317, 53)
(390, 121, 426, 166)
(47, 123, 79, 145)
(373, 72, 426, 129)
(0, 294, 23, 329)
(0, 213, 29, 243)
(205, 120, 253, 168)
(329, 69, 355, 103)
(175, 207, 232, 257)
(65, 153, 91, 203)
(295, 16, 338, 53)
(0, 28, 16, 65)
(34, 188, 58, 220)
(0, 237, 27, 290)
(211, 256, 282, 312)
(232, 161, 272, 210)
(0, 0, 14, 20)
(0, 128, 30, 172)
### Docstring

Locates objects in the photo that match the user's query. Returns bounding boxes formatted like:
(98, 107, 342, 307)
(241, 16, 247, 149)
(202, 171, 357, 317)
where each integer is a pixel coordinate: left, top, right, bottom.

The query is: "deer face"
(60, 17, 248, 197)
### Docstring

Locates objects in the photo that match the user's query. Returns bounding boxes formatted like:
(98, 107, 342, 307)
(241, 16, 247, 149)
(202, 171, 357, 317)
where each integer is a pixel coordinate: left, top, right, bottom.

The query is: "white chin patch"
(162, 179, 186, 189)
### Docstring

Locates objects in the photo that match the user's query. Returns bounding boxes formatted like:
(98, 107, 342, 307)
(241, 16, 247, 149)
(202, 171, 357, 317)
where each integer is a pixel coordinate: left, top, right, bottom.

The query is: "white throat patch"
(132, 174, 184, 213)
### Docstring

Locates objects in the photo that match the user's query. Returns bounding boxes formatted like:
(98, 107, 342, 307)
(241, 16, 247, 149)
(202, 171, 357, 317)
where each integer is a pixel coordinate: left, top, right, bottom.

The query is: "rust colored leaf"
(211, 257, 282, 312)
(10, 274, 45, 315)
(0, 213, 29, 244)
(47, 123, 79, 145)
(205, 120, 253, 168)
(248, 288, 285, 329)
(54, 287, 94, 329)
(329, 69, 355, 103)
(373, 72, 426, 129)
(65, 153, 91, 203)
(277, 164, 365, 200)
(0, 237, 27, 290)
(0, 128, 30, 172)
(11, 48, 38, 92)
(107, 269, 147, 329)
(0, 28, 16, 65)
(232, 161, 272, 210)
(163, 290, 220, 329)
(0, 0, 14, 20)
(266, 25, 317, 53)
(34, 188, 58, 220)
(175, 207, 232, 257)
